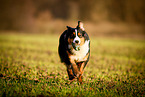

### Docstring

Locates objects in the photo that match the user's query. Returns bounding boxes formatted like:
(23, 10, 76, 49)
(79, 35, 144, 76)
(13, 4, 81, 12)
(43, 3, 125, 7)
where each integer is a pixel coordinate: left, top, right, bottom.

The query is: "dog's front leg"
(66, 65, 75, 80)
(69, 58, 80, 78)
(77, 62, 85, 84)
(71, 62, 80, 78)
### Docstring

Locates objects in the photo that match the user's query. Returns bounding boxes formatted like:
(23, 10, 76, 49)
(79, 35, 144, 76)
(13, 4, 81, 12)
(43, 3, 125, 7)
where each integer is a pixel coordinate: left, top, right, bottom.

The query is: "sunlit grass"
(0, 33, 145, 96)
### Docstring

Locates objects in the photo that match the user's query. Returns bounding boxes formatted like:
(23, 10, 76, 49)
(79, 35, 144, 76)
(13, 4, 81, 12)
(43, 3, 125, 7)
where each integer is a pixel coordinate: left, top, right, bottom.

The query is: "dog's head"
(67, 21, 89, 51)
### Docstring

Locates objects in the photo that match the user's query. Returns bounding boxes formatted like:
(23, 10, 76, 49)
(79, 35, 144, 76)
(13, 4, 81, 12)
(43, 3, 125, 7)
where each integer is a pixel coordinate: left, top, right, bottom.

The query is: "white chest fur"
(68, 40, 90, 62)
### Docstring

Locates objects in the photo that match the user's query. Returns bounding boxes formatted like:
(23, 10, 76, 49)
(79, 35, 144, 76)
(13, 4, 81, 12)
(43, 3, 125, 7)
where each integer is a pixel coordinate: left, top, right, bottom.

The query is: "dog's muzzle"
(72, 43, 80, 51)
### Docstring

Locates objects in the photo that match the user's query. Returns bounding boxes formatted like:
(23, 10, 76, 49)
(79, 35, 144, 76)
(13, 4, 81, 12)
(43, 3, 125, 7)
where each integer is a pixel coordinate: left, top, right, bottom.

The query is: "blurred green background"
(0, 0, 145, 38)
(0, 1, 145, 96)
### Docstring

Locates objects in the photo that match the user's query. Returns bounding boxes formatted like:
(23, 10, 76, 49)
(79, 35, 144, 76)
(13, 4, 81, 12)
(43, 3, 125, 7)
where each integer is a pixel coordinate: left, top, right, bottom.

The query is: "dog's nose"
(75, 40, 79, 43)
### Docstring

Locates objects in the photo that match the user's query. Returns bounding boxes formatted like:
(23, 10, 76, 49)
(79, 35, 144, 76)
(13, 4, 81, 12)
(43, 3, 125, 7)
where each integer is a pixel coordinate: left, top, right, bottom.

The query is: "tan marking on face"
(80, 37, 85, 46)
(68, 38, 73, 45)
(73, 32, 75, 36)
(78, 32, 81, 36)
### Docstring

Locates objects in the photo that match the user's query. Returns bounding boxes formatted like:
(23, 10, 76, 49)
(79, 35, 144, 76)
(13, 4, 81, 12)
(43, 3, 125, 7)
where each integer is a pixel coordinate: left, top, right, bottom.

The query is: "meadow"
(0, 33, 145, 96)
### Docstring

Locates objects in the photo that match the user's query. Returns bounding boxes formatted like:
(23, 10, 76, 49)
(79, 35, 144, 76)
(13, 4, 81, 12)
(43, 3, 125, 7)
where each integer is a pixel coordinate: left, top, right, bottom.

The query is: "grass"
(0, 33, 145, 97)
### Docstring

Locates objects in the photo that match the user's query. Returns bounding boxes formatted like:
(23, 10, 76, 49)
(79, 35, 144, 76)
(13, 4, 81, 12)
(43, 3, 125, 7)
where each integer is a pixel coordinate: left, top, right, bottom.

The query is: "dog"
(58, 21, 90, 84)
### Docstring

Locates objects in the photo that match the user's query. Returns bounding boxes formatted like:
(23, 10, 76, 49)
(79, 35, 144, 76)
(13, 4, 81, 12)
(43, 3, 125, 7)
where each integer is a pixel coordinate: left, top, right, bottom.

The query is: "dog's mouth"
(72, 43, 80, 51)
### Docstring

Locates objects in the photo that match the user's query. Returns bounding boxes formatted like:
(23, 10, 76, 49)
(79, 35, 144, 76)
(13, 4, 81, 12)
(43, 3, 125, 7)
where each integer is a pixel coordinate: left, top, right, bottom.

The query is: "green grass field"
(0, 33, 145, 97)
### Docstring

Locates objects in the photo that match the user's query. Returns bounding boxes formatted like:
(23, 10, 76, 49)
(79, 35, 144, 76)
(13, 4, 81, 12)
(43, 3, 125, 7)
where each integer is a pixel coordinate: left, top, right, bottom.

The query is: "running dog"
(58, 21, 90, 84)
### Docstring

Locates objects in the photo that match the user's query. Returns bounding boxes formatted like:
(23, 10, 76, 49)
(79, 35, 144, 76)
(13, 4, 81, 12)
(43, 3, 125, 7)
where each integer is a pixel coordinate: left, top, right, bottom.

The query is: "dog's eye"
(78, 33, 82, 38)
(70, 32, 75, 38)
(70, 34, 75, 38)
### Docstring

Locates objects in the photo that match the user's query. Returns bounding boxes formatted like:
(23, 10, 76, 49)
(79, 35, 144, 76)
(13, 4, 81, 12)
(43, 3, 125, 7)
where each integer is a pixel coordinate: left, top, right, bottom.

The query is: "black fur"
(58, 21, 90, 83)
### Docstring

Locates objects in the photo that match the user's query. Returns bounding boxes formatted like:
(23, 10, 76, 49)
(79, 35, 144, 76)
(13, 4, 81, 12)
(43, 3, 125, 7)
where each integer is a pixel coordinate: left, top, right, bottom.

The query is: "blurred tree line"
(0, 0, 145, 31)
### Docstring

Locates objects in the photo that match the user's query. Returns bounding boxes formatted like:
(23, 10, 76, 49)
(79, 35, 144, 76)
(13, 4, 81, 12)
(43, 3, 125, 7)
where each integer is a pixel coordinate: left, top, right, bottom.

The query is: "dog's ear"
(66, 26, 73, 33)
(77, 21, 85, 31)
(66, 26, 71, 30)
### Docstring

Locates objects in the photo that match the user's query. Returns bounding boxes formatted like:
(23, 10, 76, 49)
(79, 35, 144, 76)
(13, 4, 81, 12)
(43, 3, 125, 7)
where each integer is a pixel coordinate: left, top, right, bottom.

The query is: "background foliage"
(0, 0, 145, 37)
(0, 0, 145, 96)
